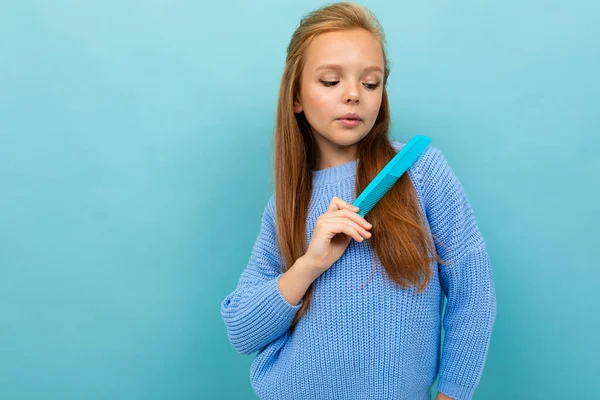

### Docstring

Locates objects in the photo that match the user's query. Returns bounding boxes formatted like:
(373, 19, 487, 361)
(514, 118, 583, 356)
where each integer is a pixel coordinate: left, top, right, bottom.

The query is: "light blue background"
(1, 0, 598, 399)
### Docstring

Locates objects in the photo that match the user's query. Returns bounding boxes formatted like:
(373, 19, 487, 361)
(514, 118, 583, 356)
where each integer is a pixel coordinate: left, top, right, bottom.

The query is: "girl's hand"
(303, 196, 372, 275)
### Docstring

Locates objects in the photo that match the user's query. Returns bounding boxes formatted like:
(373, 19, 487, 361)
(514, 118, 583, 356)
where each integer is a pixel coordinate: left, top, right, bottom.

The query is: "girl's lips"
(337, 118, 362, 127)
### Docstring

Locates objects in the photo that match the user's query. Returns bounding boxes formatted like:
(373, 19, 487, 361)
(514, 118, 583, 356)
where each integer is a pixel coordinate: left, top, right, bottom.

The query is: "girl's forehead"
(303, 30, 384, 73)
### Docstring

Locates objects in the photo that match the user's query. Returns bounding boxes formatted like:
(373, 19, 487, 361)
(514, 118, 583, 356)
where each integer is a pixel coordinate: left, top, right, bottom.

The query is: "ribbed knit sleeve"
(220, 194, 304, 355)
(418, 147, 497, 400)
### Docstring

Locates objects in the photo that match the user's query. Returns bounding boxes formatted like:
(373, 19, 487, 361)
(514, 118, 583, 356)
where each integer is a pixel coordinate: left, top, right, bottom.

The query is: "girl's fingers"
(341, 219, 371, 239)
(323, 209, 372, 231)
(326, 196, 359, 214)
(333, 222, 364, 242)
(327, 220, 371, 241)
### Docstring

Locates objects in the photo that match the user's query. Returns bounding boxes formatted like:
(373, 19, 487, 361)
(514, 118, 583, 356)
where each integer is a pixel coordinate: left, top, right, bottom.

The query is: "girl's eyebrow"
(315, 64, 383, 74)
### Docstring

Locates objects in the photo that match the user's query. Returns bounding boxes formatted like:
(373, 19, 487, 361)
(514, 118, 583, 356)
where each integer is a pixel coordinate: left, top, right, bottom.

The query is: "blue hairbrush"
(352, 134, 432, 218)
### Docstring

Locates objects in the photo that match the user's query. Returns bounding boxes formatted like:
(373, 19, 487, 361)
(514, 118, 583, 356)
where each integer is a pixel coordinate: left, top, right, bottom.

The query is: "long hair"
(273, 1, 449, 332)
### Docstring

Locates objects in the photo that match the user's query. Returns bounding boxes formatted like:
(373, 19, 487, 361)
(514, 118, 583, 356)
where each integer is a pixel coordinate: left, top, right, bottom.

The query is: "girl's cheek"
(313, 93, 332, 108)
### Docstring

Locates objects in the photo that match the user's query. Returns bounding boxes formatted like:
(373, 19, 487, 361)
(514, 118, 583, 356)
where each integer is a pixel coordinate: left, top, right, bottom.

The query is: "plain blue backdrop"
(1, 0, 598, 399)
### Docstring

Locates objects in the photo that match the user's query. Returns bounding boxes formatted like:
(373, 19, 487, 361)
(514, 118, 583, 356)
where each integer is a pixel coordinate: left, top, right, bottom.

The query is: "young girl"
(221, 2, 496, 399)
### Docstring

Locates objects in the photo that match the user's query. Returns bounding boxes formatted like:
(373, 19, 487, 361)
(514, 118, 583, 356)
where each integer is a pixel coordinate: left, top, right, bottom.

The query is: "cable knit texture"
(221, 140, 496, 400)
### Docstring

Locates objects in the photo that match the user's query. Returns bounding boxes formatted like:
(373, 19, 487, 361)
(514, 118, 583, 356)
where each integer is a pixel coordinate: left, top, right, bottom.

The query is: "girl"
(221, 2, 496, 399)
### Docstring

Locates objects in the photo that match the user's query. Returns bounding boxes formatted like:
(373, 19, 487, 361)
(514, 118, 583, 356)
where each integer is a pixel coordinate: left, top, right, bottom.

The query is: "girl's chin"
(324, 133, 365, 146)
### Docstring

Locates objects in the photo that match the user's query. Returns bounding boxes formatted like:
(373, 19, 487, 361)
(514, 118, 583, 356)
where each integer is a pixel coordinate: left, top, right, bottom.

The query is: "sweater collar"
(312, 158, 358, 186)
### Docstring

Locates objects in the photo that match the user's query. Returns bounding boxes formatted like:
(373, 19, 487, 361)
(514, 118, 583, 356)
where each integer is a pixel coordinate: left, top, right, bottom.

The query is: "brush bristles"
(358, 174, 400, 215)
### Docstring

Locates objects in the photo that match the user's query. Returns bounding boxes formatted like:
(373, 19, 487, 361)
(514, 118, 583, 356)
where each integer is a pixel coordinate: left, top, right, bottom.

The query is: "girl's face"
(293, 28, 384, 163)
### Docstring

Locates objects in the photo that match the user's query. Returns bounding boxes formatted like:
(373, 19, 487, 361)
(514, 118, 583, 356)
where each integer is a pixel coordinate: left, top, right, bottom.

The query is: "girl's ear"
(293, 96, 303, 114)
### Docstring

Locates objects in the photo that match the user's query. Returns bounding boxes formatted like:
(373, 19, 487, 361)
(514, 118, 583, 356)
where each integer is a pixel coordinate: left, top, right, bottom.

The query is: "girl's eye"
(320, 80, 339, 87)
(364, 83, 381, 90)
(319, 80, 381, 90)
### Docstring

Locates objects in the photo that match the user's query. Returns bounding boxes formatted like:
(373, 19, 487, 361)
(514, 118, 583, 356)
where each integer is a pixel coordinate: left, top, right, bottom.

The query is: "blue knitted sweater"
(221, 140, 497, 400)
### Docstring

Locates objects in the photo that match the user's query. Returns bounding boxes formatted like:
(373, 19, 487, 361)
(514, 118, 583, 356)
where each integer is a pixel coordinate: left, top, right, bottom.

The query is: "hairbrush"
(352, 134, 432, 217)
